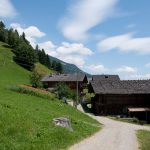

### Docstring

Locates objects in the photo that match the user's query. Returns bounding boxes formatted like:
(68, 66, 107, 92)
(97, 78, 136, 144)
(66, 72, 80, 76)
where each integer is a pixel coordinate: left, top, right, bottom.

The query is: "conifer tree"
(55, 62, 63, 73)
(0, 21, 7, 42)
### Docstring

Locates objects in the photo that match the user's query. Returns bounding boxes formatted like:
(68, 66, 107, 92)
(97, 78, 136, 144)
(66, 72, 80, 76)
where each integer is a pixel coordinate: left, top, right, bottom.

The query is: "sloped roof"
(92, 75, 120, 81)
(90, 80, 150, 94)
(41, 73, 87, 82)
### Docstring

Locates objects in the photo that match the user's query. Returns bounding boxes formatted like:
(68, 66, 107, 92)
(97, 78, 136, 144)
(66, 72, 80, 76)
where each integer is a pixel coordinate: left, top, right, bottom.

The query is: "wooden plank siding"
(92, 94, 150, 115)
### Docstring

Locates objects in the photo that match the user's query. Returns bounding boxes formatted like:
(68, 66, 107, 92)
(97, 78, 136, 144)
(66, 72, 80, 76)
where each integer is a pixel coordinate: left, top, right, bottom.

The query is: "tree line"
(0, 21, 63, 73)
(35, 45, 63, 72)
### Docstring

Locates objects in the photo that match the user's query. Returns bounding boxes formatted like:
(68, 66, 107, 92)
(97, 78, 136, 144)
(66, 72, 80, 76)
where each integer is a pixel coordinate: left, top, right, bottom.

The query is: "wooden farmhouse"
(41, 73, 88, 92)
(89, 75, 150, 122)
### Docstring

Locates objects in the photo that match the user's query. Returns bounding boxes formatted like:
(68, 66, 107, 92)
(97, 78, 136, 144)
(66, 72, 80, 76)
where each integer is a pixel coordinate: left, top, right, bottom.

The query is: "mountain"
(49, 55, 92, 77)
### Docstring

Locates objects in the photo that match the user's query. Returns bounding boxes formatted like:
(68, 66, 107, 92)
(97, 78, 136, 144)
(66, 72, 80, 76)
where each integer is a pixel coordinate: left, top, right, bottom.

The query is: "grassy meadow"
(137, 130, 150, 150)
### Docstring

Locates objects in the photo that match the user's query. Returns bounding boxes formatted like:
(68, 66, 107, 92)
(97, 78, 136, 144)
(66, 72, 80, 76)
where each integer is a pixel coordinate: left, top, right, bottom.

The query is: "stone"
(53, 117, 73, 131)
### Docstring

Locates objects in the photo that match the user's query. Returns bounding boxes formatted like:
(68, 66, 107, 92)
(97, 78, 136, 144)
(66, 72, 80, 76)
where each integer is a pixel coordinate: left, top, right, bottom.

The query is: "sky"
(0, 0, 150, 79)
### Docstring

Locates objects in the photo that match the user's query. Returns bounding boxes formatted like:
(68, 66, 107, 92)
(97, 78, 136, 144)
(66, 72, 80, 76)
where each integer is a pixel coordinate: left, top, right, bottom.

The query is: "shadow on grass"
(2, 44, 11, 49)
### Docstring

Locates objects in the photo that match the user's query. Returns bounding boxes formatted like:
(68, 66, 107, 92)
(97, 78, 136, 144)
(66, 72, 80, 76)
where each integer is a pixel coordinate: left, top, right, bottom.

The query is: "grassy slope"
(35, 63, 54, 77)
(137, 130, 150, 150)
(0, 42, 100, 150)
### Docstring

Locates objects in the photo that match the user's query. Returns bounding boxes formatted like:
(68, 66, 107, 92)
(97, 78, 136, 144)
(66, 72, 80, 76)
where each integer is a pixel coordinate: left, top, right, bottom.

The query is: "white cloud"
(85, 64, 108, 74)
(56, 42, 93, 56)
(10, 23, 46, 48)
(123, 74, 150, 80)
(60, 0, 118, 41)
(115, 66, 137, 73)
(98, 33, 150, 54)
(24, 26, 45, 38)
(10, 23, 23, 34)
(39, 41, 56, 52)
(57, 55, 86, 67)
(39, 41, 93, 67)
(0, 0, 17, 18)
(145, 63, 150, 68)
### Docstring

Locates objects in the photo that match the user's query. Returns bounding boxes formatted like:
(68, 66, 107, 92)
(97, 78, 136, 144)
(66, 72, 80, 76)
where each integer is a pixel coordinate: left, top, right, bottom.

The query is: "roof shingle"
(90, 80, 150, 94)
(41, 73, 87, 82)
(92, 75, 120, 81)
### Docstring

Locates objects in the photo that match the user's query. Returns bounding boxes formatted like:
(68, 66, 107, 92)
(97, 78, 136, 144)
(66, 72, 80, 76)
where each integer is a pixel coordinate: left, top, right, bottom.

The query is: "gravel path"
(69, 105, 150, 150)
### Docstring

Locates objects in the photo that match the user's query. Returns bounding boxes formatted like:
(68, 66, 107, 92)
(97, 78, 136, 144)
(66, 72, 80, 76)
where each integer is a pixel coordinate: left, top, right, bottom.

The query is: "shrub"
(43, 82, 49, 89)
(82, 89, 95, 102)
(30, 69, 42, 88)
(54, 82, 76, 100)
(133, 117, 140, 124)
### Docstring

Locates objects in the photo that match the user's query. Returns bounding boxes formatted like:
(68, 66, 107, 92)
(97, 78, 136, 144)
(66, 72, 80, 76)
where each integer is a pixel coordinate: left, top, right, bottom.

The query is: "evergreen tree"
(41, 49, 46, 65)
(13, 30, 20, 48)
(21, 32, 29, 45)
(35, 45, 39, 51)
(39, 49, 47, 65)
(13, 39, 36, 70)
(55, 62, 63, 73)
(33, 45, 39, 63)
(0, 21, 7, 42)
(8, 28, 19, 47)
(46, 54, 51, 68)
(0, 21, 5, 28)
(8, 28, 13, 46)
(51, 60, 57, 70)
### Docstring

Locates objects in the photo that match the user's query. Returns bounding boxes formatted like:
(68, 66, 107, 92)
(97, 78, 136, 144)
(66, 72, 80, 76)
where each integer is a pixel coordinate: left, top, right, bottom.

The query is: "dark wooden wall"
(44, 81, 84, 92)
(92, 94, 150, 115)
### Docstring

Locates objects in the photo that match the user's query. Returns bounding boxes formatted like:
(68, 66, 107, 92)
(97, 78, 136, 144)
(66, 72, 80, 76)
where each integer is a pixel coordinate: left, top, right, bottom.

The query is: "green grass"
(0, 42, 101, 150)
(108, 116, 150, 126)
(35, 63, 54, 77)
(137, 130, 150, 150)
(109, 116, 140, 124)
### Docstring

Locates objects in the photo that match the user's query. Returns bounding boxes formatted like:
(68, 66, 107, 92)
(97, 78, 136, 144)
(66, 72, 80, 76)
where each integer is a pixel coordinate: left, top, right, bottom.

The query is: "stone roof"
(41, 73, 87, 82)
(89, 80, 150, 94)
(92, 75, 120, 81)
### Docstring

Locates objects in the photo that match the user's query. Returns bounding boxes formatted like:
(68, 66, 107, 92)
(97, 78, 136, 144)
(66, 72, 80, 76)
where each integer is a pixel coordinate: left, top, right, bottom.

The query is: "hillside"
(34, 63, 54, 77)
(49, 55, 92, 77)
(0, 42, 100, 150)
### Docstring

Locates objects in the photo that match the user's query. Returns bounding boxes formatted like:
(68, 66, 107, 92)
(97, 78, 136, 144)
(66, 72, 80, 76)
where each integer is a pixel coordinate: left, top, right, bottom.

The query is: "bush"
(82, 89, 95, 102)
(30, 69, 42, 88)
(43, 82, 49, 89)
(133, 117, 140, 124)
(54, 82, 76, 100)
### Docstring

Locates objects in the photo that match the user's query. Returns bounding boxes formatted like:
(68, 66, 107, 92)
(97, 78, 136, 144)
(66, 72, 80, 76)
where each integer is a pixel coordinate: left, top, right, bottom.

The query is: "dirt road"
(69, 105, 150, 150)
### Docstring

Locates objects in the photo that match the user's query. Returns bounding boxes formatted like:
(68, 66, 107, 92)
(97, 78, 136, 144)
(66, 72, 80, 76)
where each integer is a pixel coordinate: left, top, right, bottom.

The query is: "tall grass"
(10, 85, 56, 101)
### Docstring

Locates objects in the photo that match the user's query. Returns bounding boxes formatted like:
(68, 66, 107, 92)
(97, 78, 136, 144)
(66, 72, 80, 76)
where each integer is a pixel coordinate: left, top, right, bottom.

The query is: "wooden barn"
(89, 75, 150, 122)
(41, 73, 88, 92)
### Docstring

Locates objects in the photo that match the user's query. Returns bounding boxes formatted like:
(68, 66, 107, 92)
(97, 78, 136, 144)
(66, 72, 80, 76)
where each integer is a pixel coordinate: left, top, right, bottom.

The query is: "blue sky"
(1, 0, 150, 79)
